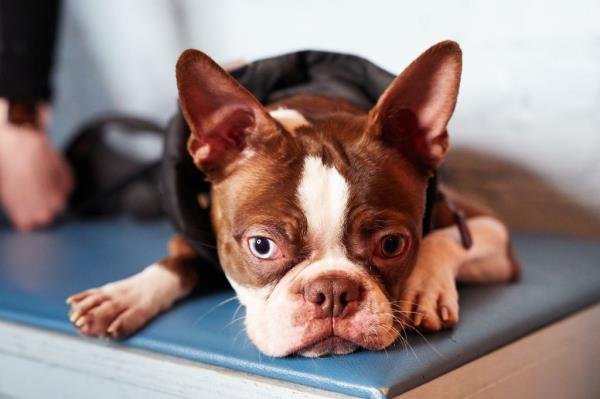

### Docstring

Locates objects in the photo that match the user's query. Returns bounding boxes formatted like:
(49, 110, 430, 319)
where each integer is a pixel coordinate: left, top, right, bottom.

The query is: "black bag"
(65, 115, 165, 219)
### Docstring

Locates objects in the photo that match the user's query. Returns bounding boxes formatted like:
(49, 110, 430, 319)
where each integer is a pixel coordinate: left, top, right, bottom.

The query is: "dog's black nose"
(304, 276, 361, 318)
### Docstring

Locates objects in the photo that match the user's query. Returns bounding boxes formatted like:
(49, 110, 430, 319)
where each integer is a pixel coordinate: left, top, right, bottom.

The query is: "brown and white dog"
(67, 41, 520, 357)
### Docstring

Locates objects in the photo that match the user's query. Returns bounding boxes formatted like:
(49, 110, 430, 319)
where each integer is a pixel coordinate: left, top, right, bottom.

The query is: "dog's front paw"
(66, 265, 179, 339)
(67, 283, 158, 339)
(397, 260, 459, 332)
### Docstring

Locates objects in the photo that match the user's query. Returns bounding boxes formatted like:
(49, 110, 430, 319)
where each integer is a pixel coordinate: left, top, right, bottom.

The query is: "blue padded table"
(0, 218, 599, 398)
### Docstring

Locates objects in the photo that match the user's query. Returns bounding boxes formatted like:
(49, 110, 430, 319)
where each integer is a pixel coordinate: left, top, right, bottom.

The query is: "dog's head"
(176, 42, 462, 357)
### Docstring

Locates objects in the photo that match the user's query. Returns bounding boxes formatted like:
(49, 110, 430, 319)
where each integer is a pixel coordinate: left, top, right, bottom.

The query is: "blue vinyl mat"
(0, 218, 599, 398)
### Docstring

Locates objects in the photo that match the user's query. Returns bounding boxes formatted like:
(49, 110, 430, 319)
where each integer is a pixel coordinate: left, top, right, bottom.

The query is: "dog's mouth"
(295, 335, 359, 357)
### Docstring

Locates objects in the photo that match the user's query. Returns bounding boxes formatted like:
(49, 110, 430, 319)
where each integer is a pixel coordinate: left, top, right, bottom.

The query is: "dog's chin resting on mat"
(67, 41, 520, 357)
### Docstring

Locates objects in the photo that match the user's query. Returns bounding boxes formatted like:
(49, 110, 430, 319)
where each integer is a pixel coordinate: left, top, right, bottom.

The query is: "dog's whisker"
(193, 295, 238, 325)
(389, 300, 421, 309)
(397, 320, 419, 361)
(401, 323, 447, 360)
(370, 315, 415, 355)
(232, 302, 243, 316)
(224, 315, 246, 328)
(230, 303, 244, 325)
(232, 325, 248, 347)
(392, 309, 424, 316)
(194, 240, 218, 250)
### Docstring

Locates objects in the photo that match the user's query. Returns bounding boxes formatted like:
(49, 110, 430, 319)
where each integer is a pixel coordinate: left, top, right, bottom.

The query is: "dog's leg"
(66, 235, 200, 338)
(399, 188, 520, 331)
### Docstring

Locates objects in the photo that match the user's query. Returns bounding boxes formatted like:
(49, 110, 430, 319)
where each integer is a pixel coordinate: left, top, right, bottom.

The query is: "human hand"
(0, 99, 73, 231)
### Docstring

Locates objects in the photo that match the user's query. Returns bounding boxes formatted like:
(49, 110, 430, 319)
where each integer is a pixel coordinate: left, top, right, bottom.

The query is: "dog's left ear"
(368, 41, 462, 171)
(176, 49, 279, 178)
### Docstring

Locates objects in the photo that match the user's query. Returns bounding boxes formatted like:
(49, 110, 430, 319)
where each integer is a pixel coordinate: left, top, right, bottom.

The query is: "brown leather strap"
(7, 100, 39, 128)
(437, 191, 473, 249)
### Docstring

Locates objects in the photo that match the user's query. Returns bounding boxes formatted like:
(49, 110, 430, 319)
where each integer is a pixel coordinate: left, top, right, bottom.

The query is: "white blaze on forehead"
(297, 156, 350, 255)
(269, 108, 310, 132)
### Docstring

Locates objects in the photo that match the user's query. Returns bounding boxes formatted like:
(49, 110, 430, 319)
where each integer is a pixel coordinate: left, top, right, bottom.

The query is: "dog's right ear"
(367, 41, 462, 172)
(176, 49, 279, 177)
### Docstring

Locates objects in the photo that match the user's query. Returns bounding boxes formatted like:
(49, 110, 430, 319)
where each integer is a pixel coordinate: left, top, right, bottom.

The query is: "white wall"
(52, 0, 600, 232)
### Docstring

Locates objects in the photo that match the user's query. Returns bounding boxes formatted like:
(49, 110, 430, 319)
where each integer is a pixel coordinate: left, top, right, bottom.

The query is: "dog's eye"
(379, 235, 405, 258)
(248, 236, 280, 260)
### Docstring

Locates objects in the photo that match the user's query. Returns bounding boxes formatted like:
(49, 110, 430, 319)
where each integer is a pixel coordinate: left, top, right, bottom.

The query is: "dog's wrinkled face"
(176, 42, 462, 356)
